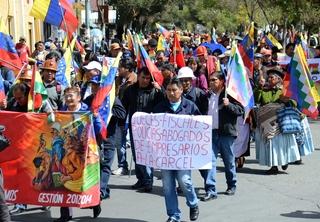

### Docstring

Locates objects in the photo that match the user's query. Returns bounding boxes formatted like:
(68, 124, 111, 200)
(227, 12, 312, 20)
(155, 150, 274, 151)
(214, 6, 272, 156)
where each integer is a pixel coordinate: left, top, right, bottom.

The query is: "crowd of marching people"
(0, 23, 318, 222)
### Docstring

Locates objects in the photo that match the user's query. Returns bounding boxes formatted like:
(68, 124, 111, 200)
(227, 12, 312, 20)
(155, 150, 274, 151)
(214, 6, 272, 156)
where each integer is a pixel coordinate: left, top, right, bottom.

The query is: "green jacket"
(254, 87, 282, 106)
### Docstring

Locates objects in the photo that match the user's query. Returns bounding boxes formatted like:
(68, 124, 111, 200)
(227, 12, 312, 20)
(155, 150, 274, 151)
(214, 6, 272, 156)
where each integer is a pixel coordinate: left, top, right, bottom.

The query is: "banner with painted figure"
(131, 112, 212, 170)
(0, 111, 100, 207)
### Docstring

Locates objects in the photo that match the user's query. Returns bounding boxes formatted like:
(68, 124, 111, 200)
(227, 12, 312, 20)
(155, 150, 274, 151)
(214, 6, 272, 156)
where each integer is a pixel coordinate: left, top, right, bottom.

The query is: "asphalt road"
(10, 118, 320, 222)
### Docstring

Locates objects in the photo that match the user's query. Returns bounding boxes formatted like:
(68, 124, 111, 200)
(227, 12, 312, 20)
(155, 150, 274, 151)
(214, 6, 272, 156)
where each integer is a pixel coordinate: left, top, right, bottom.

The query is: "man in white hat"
(83, 61, 102, 81)
(177, 67, 208, 115)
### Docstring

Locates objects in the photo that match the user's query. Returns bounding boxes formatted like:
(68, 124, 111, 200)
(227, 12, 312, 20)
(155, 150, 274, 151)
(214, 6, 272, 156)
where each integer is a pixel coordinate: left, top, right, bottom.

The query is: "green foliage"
(108, 0, 320, 34)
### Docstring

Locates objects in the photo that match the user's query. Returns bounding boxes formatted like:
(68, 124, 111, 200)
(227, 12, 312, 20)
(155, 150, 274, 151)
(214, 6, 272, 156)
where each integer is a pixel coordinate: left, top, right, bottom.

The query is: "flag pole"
(58, 1, 76, 86)
(0, 58, 23, 70)
(173, 28, 177, 68)
(13, 62, 28, 82)
(135, 34, 156, 83)
(32, 65, 37, 112)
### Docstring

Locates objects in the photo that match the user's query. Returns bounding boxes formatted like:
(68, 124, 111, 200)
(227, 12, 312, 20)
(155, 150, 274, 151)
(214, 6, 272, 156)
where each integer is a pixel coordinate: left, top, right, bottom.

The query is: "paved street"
(11, 118, 320, 222)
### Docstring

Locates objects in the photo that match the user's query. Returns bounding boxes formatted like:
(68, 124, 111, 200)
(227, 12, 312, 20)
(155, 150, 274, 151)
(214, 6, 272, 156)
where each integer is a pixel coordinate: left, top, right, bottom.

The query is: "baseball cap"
(83, 61, 102, 72)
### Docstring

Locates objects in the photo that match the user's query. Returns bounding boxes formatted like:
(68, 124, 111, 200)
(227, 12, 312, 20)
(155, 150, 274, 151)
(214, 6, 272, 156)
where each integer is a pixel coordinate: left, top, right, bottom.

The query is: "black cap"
(210, 71, 225, 81)
(266, 67, 284, 79)
(148, 38, 157, 48)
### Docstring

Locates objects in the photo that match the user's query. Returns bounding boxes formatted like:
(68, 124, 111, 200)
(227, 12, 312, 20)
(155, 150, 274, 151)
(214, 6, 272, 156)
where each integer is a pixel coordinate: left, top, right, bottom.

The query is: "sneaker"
(190, 206, 199, 221)
(225, 187, 236, 196)
(166, 217, 179, 222)
(112, 167, 128, 175)
(9, 204, 27, 215)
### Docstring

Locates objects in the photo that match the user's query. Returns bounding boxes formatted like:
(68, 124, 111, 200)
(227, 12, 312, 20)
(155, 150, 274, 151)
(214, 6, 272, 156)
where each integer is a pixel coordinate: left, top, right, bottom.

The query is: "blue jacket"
(183, 86, 208, 115)
(61, 102, 89, 112)
(153, 97, 201, 115)
(0, 67, 15, 94)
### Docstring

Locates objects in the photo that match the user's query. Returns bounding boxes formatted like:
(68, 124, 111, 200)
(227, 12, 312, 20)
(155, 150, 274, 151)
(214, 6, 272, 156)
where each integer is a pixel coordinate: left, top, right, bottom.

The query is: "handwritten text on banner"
(131, 112, 213, 170)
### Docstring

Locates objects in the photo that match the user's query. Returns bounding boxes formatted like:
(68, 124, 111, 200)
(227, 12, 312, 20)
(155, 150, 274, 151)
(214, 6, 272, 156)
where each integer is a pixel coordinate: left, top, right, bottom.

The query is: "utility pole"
(85, 0, 90, 27)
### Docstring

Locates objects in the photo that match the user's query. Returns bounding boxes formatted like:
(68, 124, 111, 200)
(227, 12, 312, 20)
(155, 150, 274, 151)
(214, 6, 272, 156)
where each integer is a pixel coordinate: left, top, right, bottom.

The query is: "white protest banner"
(131, 112, 212, 170)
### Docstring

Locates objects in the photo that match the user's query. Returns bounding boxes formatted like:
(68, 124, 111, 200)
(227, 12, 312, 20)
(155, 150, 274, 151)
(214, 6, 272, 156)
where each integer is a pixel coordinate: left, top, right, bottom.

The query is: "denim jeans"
(129, 128, 153, 186)
(202, 130, 237, 195)
(100, 129, 119, 198)
(116, 124, 129, 169)
(161, 170, 198, 221)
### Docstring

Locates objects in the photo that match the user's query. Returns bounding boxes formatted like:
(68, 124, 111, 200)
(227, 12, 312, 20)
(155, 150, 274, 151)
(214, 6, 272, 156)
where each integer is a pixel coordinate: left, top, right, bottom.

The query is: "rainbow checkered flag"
(226, 45, 254, 118)
(283, 44, 320, 119)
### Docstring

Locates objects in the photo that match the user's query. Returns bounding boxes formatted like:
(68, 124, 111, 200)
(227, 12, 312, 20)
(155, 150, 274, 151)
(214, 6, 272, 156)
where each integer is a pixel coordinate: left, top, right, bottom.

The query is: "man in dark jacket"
(153, 77, 200, 222)
(122, 67, 164, 192)
(177, 67, 208, 115)
(41, 59, 65, 111)
(201, 71, 244, 202)
(5, 83, 29, 112)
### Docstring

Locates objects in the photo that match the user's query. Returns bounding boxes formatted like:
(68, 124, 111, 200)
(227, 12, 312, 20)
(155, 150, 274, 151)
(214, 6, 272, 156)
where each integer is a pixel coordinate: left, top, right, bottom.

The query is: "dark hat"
(161, 63, 175, 73)
(266, 66, 284, 79)
(148, 38, 157, 48)
(210, 71, 225, 80)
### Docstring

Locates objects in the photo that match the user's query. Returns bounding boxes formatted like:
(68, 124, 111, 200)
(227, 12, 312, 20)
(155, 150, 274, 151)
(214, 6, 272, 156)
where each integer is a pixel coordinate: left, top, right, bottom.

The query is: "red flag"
(169, 33, 185, 68)
(137, 36, 164, 86)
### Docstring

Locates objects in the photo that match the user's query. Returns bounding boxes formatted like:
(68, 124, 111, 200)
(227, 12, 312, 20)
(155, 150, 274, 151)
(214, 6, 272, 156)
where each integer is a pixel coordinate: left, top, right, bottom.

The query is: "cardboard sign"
(131, 112, 212, 170)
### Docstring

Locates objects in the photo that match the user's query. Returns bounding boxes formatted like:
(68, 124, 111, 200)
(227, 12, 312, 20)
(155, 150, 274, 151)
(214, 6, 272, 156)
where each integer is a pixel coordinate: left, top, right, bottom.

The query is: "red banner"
(0, 111, 100, 208)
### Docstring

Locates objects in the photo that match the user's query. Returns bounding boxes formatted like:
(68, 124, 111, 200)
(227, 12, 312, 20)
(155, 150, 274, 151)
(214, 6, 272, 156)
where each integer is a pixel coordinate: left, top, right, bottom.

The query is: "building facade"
(0, 0, 43, 51)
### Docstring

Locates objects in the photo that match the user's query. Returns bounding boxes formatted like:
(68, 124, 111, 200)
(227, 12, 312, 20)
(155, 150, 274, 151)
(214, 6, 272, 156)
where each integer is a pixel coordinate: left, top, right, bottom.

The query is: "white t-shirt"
(208, 91, 221, 129)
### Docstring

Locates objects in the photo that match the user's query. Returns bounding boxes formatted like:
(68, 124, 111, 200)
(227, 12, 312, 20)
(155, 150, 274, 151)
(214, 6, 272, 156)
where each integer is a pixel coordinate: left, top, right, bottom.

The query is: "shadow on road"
(11, 210, 51, 221)
(12, 212, 148, 222)
(72, 216, 148, 221)
(109, 184, 164, 197)
(281, 210, 320, 219)
(236, 166, 289, 175)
